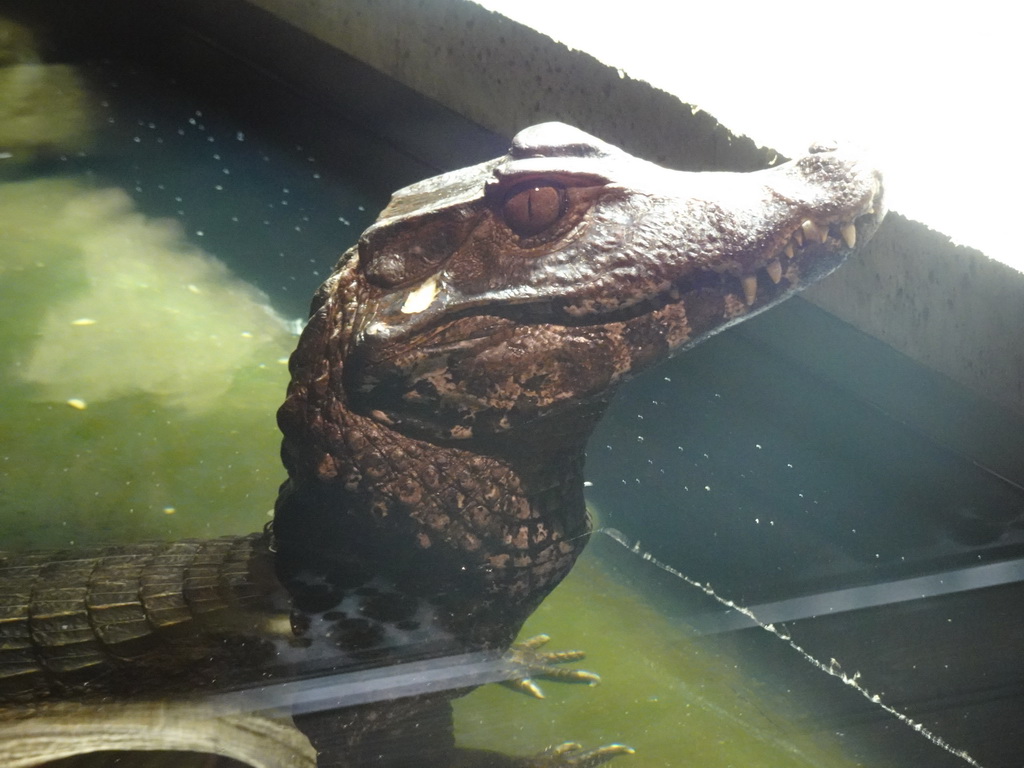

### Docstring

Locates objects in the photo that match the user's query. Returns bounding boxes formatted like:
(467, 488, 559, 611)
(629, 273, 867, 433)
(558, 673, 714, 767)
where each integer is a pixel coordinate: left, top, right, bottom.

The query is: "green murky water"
(1, 176, 292, 549)
(4, 12, 1011, 768)
(457, 543, 866, 767)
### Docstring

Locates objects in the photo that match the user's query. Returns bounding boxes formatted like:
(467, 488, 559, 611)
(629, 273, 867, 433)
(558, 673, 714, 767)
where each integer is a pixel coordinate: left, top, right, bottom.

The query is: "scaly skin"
(0, 124, 885, 767)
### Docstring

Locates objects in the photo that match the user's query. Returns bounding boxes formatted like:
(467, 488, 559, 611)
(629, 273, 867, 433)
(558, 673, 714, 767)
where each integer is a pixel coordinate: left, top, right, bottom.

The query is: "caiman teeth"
(766, 259, 783, 284)
(840, 223, 857, 248)
(741, 274, 758, 305)
(784, 242, 795, 260)
(801, 219, 828, 244)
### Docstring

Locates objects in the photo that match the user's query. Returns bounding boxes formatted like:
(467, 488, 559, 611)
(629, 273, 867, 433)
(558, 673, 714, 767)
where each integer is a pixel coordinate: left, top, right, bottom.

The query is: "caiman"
(0, 123, 884, 767)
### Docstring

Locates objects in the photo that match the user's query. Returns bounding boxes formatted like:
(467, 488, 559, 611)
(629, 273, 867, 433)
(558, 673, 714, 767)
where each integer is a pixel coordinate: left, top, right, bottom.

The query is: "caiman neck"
(271, 287, 599, 622)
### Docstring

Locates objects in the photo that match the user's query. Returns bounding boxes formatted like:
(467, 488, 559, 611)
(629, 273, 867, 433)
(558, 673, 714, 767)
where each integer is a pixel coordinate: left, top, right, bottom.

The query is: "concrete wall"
(245, 0, 1024, 419)
(806, 215, 1024, 418)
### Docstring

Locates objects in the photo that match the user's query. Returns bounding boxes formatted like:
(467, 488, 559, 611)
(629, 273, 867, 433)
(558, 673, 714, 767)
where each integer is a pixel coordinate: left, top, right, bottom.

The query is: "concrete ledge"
(234, 0, 1024, 420)
(243, 0, 770, 173)
(805, 215, 1024, 419)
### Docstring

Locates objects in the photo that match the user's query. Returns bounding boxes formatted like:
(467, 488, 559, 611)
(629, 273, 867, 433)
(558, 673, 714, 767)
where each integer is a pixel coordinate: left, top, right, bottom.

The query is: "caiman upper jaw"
(694, 144, 884, 313)
(730, 203, 882, 309)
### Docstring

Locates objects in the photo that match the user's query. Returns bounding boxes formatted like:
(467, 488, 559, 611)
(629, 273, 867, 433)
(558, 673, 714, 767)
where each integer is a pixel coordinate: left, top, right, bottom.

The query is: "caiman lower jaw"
(725, 210, 873, 309)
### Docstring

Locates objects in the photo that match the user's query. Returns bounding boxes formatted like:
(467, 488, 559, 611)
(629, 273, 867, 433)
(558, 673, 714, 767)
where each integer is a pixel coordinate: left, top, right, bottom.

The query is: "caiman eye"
(502, 183, 566, 238)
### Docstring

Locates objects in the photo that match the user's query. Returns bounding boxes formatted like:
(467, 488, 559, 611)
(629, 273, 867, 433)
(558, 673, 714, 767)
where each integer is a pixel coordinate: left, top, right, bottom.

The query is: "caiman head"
(273, 123, 884, 629)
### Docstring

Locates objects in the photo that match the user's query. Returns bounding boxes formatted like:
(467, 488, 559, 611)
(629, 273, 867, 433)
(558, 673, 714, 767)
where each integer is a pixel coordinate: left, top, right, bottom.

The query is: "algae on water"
(0, 18, 92, 163)
(0, 178, 294, 550)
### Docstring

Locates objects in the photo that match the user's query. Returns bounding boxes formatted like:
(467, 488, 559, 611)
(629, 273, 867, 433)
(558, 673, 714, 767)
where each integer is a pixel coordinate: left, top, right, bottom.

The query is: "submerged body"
(0, 124, 884, 766)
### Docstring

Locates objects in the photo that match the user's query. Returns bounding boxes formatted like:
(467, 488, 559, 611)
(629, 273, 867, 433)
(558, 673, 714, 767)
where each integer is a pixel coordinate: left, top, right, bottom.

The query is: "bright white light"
(475, 0, 1022, 269)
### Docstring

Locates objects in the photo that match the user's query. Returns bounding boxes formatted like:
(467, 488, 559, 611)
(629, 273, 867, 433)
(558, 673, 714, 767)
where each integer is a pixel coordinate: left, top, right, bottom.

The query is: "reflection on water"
(457, 540, 868, 767)
(0, 22, 90, 165)
(1, 10, 1018, 768)
(598, 530, 988, 768)
(0, 23, 379, 549)
(582, 299, 1024, 767)
(9, 181, 291, 411)
(589, 316, 1024, 606)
